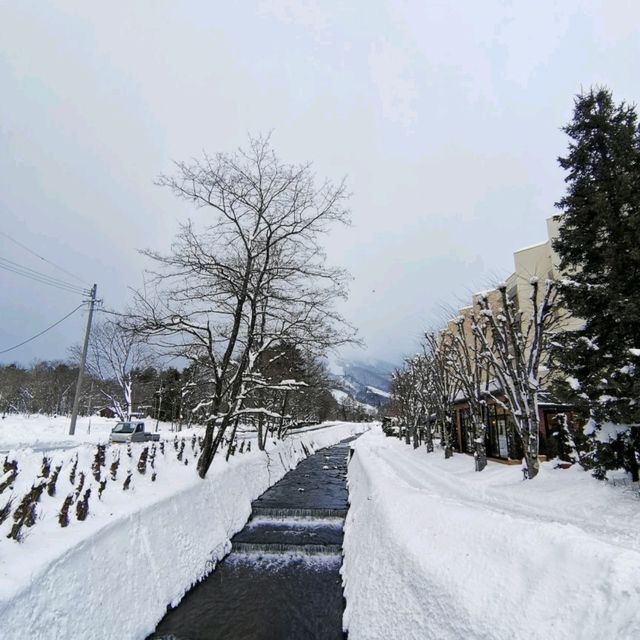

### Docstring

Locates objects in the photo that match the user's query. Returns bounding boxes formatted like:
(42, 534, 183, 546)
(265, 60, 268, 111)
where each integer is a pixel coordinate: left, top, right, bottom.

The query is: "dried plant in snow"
(76, 488, 91, 521)
(0, 459, 18, 494)
(109, 452, 120, 481)
(58, 494, 74, 528)
(74, 472, 85, 500)
(47, 464, 63, 497)
(40, 456, 51, 478)
(0, 497, 14, 525)
(137, 447, 149, 475)
(68, 455, 78, 485)
(92, 444, 106, 482)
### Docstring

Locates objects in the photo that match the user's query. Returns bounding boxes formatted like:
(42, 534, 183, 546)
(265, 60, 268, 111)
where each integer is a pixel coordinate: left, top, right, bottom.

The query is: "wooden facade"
(451, 397, 573, 461)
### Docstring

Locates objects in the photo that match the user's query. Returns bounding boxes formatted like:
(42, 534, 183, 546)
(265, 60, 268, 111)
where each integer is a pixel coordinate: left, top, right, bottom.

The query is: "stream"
(149, 437, 357, 640)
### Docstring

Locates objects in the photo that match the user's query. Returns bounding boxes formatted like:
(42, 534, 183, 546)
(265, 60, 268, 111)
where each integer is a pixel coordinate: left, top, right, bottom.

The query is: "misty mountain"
(327, 357, 396, 409)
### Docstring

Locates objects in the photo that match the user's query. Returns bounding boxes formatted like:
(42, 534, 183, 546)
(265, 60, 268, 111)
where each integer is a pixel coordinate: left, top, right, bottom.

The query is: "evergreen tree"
(553, 87, 640, 480)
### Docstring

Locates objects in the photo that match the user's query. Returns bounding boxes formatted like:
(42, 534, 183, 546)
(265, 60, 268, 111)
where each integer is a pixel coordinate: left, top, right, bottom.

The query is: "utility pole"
(69, 284, 97, 435)
(155, 381, 164, 432)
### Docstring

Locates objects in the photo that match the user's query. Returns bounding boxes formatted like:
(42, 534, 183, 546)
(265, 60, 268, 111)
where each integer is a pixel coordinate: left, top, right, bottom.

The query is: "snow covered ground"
(0, 414, 369, 640)
(342, 428, 640, 640)
(0, 413, 193, 452)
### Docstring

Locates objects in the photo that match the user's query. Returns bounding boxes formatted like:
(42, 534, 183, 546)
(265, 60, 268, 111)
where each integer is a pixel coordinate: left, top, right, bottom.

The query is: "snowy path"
(342, 429, 640, 640)
(373, 443, 639, 552)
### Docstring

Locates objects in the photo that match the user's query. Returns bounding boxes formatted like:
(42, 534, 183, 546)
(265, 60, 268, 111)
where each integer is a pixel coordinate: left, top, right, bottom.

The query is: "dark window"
(458, 408, 475, 453)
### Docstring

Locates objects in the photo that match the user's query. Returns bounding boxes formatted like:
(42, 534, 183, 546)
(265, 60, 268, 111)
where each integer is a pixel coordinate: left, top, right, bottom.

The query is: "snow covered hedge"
(0, 421, 367, 640)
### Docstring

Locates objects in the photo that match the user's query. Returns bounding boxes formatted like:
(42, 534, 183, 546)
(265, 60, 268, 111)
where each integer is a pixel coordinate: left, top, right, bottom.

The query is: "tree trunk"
(473, 420, 487, 472)
(524, 415, 540, 479)
(626, 443, 639, 482)
(257, 414, 266, 451)
(524, 450, 540, 479)
(197, 417, 228, 479)
(425, 423, 434, 452)
(404, 423, 410, 445)
(225, 417, 240, 462)
(442, 417, 453, 459)
(412, 419, 419, 449)
(277, 392, 289, 439)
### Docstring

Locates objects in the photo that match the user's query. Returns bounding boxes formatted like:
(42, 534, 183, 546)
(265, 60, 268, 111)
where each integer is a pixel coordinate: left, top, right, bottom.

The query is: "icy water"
(149, 439, 356, 640)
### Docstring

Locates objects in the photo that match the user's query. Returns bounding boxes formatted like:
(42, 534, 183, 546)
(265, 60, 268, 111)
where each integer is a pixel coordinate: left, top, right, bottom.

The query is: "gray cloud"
(1, 1, 638, 366)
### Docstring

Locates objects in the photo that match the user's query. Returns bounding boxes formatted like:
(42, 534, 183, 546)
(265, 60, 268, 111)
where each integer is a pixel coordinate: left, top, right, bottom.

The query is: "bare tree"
(133, 135, 355, 478)
(391, 356, 431, 448)
(472, 279, 558, 479)
(447, 312, 490, 471)
(424, 332, 461, 459)
(75, 318, 153, 420)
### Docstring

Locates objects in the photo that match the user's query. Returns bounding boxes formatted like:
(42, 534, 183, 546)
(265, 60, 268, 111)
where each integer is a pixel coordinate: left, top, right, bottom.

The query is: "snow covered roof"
(514, 240, 549, 254)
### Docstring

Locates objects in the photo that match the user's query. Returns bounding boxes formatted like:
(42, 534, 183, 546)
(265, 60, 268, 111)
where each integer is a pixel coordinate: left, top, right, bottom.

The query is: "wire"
(0, 263, 88, 295)
(0, 258, 90, 296)
(0, 302, 87, 355)
(0, 257, 89, 294)
(0, 230, 91, 285)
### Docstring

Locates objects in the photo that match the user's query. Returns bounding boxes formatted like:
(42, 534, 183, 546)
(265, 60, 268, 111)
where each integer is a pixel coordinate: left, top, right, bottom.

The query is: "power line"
(0, 256, 89, 294)
(0, 302, 87, 355)
(0, 262, 88, 296)
(0, 258, 89, 296)
(0, 230, 90, 286)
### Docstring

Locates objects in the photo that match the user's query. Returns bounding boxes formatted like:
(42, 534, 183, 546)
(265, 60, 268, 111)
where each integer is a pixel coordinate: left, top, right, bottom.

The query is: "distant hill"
(327, 357, 396, 410)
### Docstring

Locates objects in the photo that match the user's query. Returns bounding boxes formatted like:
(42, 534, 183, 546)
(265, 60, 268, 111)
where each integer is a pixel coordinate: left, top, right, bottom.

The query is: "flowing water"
(149, 438, 357, 640)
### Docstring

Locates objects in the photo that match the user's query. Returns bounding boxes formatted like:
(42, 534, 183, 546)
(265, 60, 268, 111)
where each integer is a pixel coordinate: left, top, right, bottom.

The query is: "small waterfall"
(232, 542, 343, 556)
(247, 515, 344, 528)
(251, 506, 348, 518)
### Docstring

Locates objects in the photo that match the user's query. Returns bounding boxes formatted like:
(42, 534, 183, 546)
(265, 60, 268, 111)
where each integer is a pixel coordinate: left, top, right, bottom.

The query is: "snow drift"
(342, 429, 640, 640)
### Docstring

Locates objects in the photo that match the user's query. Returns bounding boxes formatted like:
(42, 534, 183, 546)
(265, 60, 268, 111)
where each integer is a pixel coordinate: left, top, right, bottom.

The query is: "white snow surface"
(330, 389, 377, 414)
(0, 413, 183, 451)
(0, 415, 368, 640)
(365, 385, 391, 399)
(342, 428, 640, 640)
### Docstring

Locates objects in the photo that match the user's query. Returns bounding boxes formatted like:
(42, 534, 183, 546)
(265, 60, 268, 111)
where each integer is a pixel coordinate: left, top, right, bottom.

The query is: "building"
(447, 216, 577, 461)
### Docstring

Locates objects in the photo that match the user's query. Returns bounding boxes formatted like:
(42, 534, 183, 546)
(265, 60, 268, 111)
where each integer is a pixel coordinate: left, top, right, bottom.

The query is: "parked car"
(109, 421, 160, 444)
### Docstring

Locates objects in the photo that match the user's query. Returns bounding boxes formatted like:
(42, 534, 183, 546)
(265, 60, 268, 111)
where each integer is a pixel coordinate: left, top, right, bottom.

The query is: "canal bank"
(0, 423, 368, 640)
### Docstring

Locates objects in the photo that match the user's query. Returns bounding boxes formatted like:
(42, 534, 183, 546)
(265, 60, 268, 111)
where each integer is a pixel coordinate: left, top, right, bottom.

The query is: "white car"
(109, 421, 160, 444)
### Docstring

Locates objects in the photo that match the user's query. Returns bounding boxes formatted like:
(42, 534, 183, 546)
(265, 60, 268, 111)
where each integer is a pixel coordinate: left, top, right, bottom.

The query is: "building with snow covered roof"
(445, 215, 579, 462)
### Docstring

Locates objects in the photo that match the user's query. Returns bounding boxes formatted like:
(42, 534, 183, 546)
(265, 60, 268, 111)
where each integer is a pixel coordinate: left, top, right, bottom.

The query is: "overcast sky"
(1, 0, 639, 368)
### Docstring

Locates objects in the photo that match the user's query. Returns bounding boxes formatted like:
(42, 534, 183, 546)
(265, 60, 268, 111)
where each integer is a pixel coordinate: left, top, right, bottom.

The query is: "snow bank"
(342, 429, 640, 640)
(0, 421, 368, 640)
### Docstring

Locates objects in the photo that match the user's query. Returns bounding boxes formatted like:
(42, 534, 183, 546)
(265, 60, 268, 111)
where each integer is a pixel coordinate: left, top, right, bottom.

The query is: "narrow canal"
(149, 437, 357, 640)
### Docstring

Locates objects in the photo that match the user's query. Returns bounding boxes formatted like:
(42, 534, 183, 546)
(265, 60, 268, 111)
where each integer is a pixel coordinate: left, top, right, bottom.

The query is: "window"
(458, 408, 475, 453)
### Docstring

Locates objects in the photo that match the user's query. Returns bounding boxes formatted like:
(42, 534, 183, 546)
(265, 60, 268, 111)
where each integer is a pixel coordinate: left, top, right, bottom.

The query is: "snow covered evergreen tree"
(553, 88, 640, 480)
